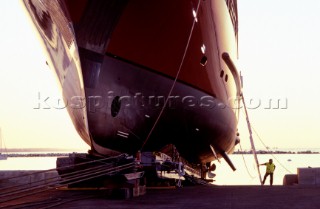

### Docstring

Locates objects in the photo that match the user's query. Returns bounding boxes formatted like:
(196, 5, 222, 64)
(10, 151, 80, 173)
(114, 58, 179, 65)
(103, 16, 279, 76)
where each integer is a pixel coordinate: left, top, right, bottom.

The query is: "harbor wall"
(0, 170, 59, 187)
(297, 167, 320, 185)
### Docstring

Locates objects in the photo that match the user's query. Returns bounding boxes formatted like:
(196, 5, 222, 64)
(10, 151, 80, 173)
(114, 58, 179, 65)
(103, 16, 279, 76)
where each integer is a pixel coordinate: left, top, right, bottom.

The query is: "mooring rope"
(239, 143, 256, 179)
(0, 162, 135, 204)
(0, 153, 136, 205)
(252, 127, 293, 174)
(241, 93, 263, 185)
(140, 0, 201, 150)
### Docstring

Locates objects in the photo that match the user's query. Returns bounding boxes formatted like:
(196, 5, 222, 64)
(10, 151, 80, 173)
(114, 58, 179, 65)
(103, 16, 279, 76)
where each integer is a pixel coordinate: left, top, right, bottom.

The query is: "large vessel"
(22, 0, 241, 170)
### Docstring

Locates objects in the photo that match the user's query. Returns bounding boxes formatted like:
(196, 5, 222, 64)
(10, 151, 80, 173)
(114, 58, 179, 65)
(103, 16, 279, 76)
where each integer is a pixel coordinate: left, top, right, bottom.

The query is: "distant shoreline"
(0, 148, 87, 158)
(2, 153, 85, 157)
(1, 148, 87, 153)
(233, 150, 320, 154)
(1, 150, 319, 158)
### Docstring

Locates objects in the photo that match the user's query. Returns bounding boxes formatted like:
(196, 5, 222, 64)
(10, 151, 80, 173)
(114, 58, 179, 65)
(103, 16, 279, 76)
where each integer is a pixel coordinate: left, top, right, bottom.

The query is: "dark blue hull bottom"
(81, 49, 237, 164)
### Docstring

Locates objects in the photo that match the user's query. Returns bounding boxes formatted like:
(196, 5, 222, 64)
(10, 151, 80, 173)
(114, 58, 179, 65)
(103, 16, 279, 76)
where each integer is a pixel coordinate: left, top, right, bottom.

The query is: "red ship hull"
(23, 0, 241, 165)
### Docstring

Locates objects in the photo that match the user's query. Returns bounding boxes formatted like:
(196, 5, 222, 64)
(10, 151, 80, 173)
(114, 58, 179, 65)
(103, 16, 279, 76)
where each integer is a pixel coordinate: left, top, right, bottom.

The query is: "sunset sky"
(0, 0, 89, 150)
(237, 0, 320, 150)
(0, 0, 320, 151)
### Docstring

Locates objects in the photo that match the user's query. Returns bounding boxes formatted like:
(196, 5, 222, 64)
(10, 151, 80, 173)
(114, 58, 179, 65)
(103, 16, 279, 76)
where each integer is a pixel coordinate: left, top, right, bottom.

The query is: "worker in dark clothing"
(260, 159, 276, 185)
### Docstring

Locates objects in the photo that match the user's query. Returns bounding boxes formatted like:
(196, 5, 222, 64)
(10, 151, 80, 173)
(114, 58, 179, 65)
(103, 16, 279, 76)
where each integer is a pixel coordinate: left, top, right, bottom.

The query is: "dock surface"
(1, 185, 320, 209)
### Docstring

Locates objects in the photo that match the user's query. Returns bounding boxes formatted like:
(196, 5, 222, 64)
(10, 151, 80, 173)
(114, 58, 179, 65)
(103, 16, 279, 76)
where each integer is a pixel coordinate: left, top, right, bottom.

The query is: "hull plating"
(23, 0, 240, 164)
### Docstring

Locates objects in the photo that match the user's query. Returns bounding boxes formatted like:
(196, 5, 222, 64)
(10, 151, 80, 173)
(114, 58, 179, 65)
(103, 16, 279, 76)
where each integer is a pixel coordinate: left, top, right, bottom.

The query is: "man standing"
(260, 159, 276, 185)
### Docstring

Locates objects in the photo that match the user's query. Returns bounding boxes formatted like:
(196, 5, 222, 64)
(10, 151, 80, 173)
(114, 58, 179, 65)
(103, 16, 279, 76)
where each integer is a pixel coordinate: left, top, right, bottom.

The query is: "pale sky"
(237, 0, 320, 150)
(0, 0, 89, 150)
(1, 0, 320, 151)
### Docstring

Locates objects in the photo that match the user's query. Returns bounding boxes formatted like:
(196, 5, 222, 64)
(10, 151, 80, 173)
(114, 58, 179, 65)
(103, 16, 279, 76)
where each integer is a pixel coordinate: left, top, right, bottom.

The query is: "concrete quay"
(1, 185, 320, 209)
(1, 168, 320, 209)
